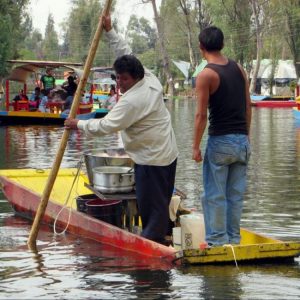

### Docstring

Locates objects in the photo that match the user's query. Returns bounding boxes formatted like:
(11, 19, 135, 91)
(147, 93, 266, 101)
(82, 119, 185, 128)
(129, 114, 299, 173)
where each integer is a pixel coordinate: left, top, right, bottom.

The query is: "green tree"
(19, 14, 44, 59)
(62, 0, 116, 65)
(42, 14, 59, 60)
(0, 0, 30, 81)
(280, 0, 300, 77)
(126, 15, 156, 54)
(205, 0, 252, 65)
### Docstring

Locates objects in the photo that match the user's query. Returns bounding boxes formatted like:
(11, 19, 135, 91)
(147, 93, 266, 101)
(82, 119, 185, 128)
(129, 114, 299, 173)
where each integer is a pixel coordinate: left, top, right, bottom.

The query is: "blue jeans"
(202, 134, 250, 245)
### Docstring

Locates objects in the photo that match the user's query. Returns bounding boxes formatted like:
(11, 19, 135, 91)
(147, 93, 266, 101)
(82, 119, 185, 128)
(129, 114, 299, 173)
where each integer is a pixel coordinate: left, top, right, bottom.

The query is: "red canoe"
(0, 169, 177, 264)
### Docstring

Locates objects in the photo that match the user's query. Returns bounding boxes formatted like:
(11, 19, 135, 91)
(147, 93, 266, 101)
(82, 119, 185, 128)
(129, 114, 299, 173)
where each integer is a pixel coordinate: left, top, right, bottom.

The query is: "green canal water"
(0, 99, 300, 299)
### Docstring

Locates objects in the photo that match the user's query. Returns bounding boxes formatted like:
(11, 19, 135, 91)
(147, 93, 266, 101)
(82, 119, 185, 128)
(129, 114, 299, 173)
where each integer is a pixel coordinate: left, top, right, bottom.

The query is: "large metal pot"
(92, 166, 135, 194)
(84, 148, 134, 184)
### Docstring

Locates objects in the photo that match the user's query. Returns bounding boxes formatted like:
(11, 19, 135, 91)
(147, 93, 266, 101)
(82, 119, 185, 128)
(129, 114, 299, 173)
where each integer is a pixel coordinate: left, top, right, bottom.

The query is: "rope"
(224, 244, 239, 269)
(53, 156, 84, 235)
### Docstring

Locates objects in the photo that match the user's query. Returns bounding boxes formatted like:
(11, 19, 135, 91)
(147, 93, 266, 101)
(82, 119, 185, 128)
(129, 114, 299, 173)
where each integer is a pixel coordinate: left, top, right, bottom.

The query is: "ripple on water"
(0, 104, 299, 299)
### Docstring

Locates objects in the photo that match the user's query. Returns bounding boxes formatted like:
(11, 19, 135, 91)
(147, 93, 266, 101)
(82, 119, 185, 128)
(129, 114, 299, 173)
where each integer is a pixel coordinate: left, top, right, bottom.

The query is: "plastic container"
(85, 198, 123, 227)
(172, 227, 182, 248)
(180, 213, 205, 250)
(76, 194, 98, 213)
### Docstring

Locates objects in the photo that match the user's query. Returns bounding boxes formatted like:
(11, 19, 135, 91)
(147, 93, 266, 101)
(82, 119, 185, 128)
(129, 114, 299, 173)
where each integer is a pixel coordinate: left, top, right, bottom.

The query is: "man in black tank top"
(193, 26, 252, 246)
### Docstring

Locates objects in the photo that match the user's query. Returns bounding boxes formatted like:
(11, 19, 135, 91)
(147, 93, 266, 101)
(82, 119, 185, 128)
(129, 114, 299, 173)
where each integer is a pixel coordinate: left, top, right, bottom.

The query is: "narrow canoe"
(0, 168, 299, 265)
(0, 169, 176, 263)
(251, 100, 297, 108)
(0, 110, 108, 126)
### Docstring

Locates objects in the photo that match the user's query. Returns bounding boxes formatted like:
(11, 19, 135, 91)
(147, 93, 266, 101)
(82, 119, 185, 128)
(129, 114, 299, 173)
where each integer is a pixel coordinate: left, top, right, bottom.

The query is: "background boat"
(251, 95, 296, 107)
(1, 60, 108, 125)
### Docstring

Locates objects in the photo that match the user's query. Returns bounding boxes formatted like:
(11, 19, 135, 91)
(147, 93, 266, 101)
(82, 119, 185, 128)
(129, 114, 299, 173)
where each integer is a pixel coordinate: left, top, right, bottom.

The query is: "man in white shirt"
(65, 14, 178, 245)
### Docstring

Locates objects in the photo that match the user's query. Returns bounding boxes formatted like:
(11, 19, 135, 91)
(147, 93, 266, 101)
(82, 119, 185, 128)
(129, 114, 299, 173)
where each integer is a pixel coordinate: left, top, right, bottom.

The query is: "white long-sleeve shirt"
(78, 29, 178, 166)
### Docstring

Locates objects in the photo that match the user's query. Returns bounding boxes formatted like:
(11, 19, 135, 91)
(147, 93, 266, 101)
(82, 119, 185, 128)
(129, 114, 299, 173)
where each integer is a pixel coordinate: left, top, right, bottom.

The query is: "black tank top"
(205, 59, 248, 136)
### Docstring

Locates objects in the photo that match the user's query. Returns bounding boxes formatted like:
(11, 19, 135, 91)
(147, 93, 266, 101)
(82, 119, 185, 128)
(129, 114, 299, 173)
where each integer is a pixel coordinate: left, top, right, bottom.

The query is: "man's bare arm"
(238, 64, 252, 135)
(193, 70, 210, 162)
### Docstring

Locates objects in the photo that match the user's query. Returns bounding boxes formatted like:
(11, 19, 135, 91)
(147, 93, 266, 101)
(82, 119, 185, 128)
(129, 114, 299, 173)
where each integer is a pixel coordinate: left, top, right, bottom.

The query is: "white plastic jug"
(180, 213, 206, 250)
(172, 227, 182, 248)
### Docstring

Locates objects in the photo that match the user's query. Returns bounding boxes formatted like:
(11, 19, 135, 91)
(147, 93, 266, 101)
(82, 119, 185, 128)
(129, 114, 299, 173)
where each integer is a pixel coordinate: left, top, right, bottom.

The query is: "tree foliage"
(3, 0, 300, 90)
(61, 0, 116, 66)
(42, 14, 60, 60)
(0, 0, 30, 78)
(126, 15, 156, 54)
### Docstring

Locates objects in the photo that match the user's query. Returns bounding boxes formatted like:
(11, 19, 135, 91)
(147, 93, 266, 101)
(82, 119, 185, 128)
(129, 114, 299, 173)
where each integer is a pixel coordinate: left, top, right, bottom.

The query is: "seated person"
(61, 76, 77, 114)
(13, 89, 28, 101)
(29, 87, 41, 109)
(38, 89, 50, 112)
(62, 76, 77, 97)
(103, 86, 117, 110)
(62, 95, 74, 114)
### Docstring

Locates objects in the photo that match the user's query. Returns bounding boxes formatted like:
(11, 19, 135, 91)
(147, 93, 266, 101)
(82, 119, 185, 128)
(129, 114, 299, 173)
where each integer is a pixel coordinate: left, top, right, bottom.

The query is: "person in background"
(40, 68, 56, 93)
(62, 75, 77, 98)
(13, 89, 28, 101)
(64, 14, 178, 245)
(29, 86, 41, 109)
(38, 89, 50, 112)
(104, 85, 117, 110)
(193, 26, 251, 246)
(61, 76, 78, 114)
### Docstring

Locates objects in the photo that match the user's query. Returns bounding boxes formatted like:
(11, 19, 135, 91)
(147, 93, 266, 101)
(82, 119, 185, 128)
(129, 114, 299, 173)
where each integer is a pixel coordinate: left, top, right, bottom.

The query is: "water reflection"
(179, 265, 243, 299)
(0, 217, 174, 299)
(0, 102, 300, 299)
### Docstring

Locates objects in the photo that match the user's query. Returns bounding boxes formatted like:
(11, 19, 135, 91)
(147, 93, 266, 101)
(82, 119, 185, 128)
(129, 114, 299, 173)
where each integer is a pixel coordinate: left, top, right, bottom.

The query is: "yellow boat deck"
(181, 228, 300, 265)
(0, 168, 91, 209)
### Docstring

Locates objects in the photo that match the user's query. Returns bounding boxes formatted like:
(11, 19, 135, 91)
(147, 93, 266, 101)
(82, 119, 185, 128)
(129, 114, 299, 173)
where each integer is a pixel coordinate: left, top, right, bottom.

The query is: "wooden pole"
(27, 0, 113, 249)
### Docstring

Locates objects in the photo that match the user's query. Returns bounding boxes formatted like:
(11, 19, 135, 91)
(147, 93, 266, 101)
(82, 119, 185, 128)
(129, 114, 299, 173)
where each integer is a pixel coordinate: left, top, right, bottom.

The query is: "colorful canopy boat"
(0, 168, 299, 265)
(85, 66, 118, 112)
(1, 60, 108, 125)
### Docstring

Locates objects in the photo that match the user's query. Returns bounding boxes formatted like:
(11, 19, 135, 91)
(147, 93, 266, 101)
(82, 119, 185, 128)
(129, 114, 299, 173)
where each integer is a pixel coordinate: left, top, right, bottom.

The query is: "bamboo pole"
(27, 0, 113, 249)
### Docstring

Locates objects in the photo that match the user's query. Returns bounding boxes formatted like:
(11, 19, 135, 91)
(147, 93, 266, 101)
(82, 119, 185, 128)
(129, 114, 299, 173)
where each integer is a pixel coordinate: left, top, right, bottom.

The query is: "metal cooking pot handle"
(121, 168, 134, 179)
(119, 175, 123, 183)
(126, 168, 134, 174)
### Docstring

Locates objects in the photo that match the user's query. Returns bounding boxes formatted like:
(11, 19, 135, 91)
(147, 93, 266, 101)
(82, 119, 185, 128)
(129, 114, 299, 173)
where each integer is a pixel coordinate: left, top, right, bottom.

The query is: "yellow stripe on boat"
(7, 111, 61, 118)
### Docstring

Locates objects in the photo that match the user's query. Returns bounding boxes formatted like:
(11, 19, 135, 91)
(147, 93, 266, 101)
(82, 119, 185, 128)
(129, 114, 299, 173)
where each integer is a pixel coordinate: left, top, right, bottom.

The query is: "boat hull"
(0, 169, 176, 262)
(0, 168, 299, 265)
(251, 100, 296, 108)
(181, 229, 300, 265)
(0, 110, 108, 125)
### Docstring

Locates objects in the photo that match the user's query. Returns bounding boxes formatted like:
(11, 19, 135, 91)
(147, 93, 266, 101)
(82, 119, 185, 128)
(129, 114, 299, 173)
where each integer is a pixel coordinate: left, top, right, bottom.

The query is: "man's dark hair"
(199, 26, 224, 51)
(113, 55, 145, 80)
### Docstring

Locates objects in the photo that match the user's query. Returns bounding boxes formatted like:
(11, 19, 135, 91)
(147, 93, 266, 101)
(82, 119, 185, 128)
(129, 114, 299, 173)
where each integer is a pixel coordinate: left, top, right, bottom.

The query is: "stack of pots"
(84, 148, 135, 194)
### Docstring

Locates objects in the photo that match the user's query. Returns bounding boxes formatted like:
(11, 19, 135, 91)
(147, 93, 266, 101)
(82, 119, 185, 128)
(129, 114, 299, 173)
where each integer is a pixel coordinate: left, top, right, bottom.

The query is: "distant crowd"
(13, 68, 118, 113)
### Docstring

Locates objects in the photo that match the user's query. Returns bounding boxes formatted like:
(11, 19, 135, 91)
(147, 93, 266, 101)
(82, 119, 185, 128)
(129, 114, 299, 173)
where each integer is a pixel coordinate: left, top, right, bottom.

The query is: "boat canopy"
(6, 60, 83, 83)
(90, 66, 114, 73)
(88, 66, 115, 85)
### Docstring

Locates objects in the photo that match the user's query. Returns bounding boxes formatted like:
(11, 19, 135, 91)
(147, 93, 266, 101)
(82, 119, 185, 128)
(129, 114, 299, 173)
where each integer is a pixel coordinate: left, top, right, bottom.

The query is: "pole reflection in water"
(0, 103, 299, 299)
